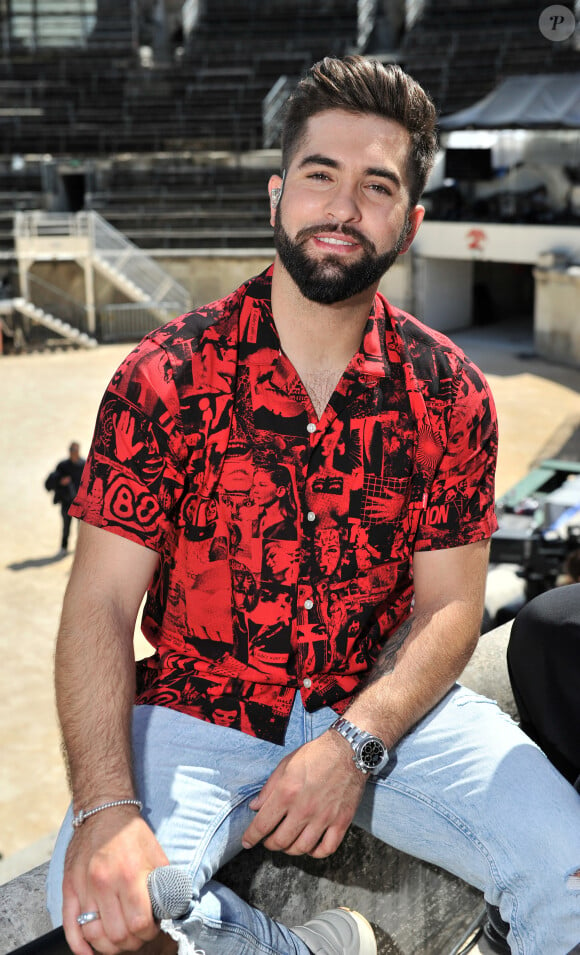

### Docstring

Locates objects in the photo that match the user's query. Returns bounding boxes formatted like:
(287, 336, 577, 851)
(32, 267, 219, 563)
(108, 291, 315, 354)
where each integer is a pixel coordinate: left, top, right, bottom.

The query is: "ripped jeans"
(47, 686, 580, 954)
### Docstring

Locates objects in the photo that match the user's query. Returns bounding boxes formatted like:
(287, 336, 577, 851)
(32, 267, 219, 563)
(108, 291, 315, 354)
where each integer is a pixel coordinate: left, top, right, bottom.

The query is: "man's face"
(270, 109, 424, 305)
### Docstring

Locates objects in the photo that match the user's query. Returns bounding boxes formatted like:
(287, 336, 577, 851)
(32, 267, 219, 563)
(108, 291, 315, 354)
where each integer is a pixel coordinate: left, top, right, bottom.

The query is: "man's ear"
(399, 205, 425, 254)
(268, 174, 284, 226)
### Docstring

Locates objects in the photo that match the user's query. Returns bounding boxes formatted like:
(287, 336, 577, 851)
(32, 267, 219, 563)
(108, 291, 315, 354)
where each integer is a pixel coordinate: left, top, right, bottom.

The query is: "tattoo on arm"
(364, 619, 413, 687)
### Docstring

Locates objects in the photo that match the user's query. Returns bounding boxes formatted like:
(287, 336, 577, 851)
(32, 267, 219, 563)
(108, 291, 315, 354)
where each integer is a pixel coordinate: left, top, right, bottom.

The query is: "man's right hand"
(61, 809, 170, 955)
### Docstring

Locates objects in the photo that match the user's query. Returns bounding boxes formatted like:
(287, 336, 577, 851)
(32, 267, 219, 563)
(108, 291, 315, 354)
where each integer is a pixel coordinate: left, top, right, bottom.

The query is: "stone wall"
(534, 264, 580, 367)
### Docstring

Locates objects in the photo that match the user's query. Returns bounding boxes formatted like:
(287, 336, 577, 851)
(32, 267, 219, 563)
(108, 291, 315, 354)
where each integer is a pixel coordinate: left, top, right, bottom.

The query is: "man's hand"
(114, 410, 145, 463)
(242, 730, 367, 859)
(61, 811, 170, 955)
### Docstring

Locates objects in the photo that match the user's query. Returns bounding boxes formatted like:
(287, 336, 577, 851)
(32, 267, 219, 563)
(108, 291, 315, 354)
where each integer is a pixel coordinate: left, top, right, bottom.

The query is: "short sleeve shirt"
(71, 267, 498, 743)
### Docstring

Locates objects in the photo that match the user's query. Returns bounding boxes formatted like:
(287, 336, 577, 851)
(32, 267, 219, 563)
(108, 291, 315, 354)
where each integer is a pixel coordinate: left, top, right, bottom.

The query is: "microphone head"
(147, 865, 194, 920)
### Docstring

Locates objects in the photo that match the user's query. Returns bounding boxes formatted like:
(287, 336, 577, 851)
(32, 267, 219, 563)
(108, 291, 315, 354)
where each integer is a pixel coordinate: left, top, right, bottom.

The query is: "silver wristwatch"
(330, 716, 389, 775)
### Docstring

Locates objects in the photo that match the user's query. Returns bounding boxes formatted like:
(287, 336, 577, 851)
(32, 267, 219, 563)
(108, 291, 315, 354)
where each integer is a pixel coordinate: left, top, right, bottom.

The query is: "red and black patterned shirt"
(71, 267, 498, 743)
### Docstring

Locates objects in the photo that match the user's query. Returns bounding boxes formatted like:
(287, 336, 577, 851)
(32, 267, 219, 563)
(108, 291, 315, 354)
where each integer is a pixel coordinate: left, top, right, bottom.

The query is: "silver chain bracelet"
(72, 798, 143, 829)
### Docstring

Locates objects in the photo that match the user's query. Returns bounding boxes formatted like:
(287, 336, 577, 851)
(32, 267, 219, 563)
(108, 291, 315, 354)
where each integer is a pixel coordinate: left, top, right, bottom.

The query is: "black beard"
(274, 216, 408, 305)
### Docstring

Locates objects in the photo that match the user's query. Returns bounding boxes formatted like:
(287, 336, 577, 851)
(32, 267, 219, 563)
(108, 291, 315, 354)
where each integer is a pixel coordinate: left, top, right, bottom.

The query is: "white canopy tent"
(439, 74, 580, 130)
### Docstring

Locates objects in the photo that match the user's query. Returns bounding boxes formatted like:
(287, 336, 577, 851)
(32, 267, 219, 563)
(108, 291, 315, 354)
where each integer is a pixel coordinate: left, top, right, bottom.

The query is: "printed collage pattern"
(71, 268, 498, 742)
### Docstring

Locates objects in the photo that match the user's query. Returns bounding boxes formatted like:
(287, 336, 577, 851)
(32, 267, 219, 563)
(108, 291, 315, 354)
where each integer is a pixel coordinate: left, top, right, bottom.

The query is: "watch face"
(359, 738, 385, 769)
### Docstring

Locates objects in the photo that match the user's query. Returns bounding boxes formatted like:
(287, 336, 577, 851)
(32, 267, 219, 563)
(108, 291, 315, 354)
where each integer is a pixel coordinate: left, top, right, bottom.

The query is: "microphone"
(8, 866, 194, 955)
(147, 864, 194, 920)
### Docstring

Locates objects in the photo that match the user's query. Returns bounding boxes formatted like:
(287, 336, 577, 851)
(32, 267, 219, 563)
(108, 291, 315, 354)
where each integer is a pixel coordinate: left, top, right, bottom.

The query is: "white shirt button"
(304, 598, 314, 610)
(303, 678, 312, 688)
(307, 511, 316, 522)
(307, 422, 316, 433)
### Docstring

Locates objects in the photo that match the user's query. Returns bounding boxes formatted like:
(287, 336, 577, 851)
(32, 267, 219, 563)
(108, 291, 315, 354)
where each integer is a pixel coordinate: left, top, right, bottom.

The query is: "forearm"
(55, 586, 138, 806)
(344, 597, 480, 749)
(54, 524, 155, 808)
(54, 522, 163, 953)
(343, 538, 490, 749)
(55, 540, 162, 953)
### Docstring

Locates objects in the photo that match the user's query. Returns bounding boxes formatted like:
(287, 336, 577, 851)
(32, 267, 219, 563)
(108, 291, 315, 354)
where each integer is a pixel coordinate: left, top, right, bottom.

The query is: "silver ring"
(77, 910, 100, 926)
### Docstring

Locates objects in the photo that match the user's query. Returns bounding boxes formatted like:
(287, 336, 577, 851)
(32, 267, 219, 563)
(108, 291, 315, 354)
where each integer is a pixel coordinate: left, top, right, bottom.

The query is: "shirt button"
(307, 422, 316, 434)
(304, 598, 314, 610)
(307, 511, 316, 522)
(303, 678, 312, 689)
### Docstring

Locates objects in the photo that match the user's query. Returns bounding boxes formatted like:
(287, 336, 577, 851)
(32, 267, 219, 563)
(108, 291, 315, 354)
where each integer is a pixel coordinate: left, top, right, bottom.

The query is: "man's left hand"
(241, 730, 367, 858)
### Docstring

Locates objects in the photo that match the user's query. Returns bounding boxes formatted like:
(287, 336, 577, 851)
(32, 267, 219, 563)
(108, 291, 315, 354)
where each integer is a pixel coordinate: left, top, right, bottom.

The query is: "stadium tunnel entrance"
(472, 261, 535, 331)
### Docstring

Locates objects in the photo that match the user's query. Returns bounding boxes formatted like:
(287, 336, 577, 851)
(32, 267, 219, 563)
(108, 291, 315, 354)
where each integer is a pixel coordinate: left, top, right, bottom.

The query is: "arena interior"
(1, 5, 580, 954)
(0, 0, 579, 360)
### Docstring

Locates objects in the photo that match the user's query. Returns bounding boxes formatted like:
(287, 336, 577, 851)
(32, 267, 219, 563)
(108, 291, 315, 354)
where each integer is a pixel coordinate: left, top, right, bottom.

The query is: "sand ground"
(1, 323, 579, 881)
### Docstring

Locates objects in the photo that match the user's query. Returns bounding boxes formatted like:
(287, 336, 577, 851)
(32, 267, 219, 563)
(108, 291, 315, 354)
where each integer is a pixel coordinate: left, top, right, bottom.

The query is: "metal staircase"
(12, 297, 98, 348)
(13, 210, 192, 346)
(85, 211, 191, 313)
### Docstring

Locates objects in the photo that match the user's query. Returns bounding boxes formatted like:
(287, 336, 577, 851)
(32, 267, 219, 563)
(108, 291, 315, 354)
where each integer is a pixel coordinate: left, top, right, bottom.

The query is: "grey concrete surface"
(0, 862, 51, 953)
(460, 621, 516, 717)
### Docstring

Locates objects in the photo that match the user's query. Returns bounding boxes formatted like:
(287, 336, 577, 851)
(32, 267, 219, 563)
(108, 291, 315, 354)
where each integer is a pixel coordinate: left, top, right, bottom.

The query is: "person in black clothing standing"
(45, 442, 86, 554)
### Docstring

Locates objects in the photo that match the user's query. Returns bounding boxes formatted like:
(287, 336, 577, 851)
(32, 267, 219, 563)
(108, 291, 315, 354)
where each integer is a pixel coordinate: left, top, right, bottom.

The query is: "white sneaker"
(292, 907, 377, 955)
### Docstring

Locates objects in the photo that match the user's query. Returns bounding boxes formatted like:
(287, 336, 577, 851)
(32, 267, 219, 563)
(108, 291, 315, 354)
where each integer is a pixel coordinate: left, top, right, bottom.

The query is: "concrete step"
(14, 299, 98, 349)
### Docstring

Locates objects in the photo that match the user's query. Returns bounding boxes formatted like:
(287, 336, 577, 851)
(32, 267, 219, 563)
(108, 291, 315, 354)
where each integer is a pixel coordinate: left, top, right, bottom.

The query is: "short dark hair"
(281, 55, 438, 207)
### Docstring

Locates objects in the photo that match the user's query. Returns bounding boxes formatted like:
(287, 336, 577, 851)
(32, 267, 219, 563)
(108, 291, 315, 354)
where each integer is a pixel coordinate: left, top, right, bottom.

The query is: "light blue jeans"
(47, 687, 580, 954)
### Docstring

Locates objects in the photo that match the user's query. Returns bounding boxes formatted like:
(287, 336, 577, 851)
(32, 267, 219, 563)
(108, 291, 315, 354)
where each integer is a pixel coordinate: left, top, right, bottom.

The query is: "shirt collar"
(348, 298, 390, 382)
(239, 267, 391, 382)
(237, 266, 281, 363)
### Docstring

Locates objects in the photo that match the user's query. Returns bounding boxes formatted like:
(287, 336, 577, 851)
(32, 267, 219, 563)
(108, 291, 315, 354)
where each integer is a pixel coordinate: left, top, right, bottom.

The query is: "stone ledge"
(0, 623, 514, 955)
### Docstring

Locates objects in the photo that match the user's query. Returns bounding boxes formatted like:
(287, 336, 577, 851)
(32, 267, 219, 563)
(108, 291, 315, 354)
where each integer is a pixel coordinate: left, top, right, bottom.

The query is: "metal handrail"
(26, 272, 89, 332)
(357, 0, 378, 51)
(262, 75, 292, 149)
(14, 210, 85, 237)
(85, 212, 191, 311)
(99, 300, 184, 341)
